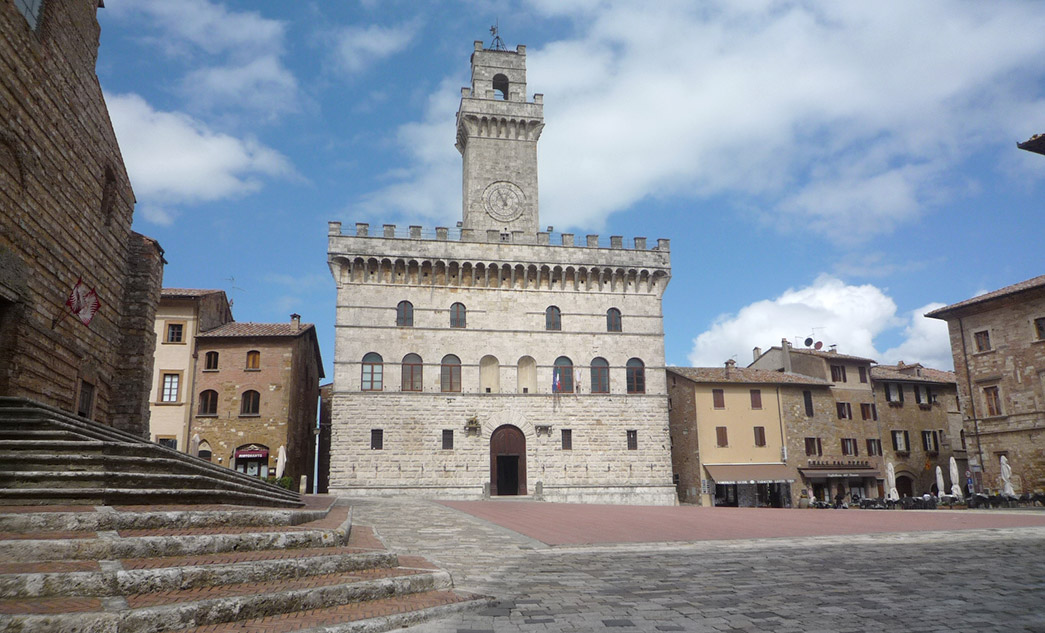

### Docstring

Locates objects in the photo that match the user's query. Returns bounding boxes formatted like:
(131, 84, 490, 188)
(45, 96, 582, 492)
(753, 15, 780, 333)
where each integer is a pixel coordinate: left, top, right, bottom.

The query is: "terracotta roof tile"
(926, 274, 1045, 318)
(788, 348, 877, 363)
(667, 366, 832, 386)
(197, 322, 315, 338)
(871, 365, 956, 385)
(161, 288, 226, 298)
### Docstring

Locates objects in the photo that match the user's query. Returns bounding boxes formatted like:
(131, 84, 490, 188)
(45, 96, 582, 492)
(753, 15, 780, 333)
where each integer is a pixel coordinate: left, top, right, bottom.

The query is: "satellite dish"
(814, 341, 823, 350)
(804, 337, 814, 347)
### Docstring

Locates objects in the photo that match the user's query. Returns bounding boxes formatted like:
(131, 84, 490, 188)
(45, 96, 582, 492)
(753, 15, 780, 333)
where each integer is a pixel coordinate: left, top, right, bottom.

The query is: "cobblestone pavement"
(348, 498, 1045, 633)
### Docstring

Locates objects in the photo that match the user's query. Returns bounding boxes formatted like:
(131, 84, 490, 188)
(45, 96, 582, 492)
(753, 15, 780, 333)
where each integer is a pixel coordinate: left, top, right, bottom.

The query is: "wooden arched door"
(490, 425, 526, 496)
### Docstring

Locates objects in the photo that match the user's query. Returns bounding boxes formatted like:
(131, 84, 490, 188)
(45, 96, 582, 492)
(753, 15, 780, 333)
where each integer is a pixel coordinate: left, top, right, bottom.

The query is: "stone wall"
(0, 1, 162, 436)
(328, 392, 676, 505)
(667, 375, 699, 503)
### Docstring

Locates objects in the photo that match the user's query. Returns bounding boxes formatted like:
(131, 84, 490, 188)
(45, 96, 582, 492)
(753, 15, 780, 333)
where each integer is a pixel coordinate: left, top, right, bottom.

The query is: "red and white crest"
(65, 278, 101, 326)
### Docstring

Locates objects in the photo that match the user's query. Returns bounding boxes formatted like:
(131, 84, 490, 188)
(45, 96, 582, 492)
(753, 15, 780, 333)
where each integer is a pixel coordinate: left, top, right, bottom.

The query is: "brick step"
(0, 520, 348, 563)
(1, 568, 457, 633)
(0, 549, 398, 599)
(0, 470, 285, 492)
(0, 486, 302, 508)
(0, 502, 332, 533)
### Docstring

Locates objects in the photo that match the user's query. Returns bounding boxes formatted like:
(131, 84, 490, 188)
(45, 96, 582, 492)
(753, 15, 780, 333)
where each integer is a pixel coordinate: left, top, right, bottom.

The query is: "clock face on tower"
(482, 181, 525, 223)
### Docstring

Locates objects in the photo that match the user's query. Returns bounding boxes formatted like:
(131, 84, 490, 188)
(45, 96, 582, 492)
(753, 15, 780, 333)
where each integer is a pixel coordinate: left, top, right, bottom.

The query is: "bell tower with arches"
(456, 40, 544, 239)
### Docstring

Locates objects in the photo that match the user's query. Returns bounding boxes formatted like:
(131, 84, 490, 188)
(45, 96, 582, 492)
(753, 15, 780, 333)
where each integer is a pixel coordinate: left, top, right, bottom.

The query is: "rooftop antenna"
(225, 276, 244, 308)
(489, 21, 507, 51)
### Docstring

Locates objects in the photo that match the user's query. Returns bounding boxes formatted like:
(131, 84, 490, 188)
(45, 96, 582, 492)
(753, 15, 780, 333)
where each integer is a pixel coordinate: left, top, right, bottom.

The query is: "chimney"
(752, 346, 761, 362)
(290, 313, 301, 331)
(781, 338, 792, 373)
(725, 359, 736, 379)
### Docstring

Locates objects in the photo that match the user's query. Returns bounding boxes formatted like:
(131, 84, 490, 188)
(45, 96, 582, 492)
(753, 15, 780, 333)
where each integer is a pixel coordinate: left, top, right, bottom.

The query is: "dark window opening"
(371, 429, 384, 450)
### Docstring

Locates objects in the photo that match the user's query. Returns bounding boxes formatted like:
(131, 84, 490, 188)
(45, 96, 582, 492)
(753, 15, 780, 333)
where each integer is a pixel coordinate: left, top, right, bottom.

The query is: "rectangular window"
(14, 0, 45, 29)
(805, 437, 822, 457)
(157, 437, 178, 450)
(803, 390, 814, 417)
(866, 438, 882, 456)
(858, 366, 867, 383)
(891, 430, 910, 452)
(165, 322, 184, 343)
(627, 430, 638, 450)
(885, 383, 904, 404)
(77, 381, 94, 418)
(984, 386, 1002, 416)
(161, 373, 180, 402)
(715, 426, 728, 447)
(442, 429, 453, 450)
(921, 430, 938, 453)
(749, 389, 762, 409)
(836, 402, 852, 419)
(841, 438, 858, 456)
(974, 330, 991, 352)
(561, 429, 572, 450)
(712, 389, 725, 409)
(591, 364, 610, 393)
(1035, 317, 1045, 340)
(913, 385, 923, 404)
(830, 365, 847, 382)
(860, 403, 873, 420)
(370, 429, 384, 450)
(753, 426, 766, 447)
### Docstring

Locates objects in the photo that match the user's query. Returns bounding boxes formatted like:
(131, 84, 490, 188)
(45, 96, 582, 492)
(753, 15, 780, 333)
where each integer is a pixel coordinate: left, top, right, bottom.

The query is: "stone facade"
(189, 318, 323, 489)
(0, 0, 164, 436)
(327, 40, 676, 504)
(148, 289, 234, 450)
(871, 363, 964, 497)
(927, 275, 1045, 494)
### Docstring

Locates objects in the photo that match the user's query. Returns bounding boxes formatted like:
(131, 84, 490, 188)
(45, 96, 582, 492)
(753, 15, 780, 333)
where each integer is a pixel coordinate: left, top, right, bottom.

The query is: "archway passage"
(896, 474, 914, 498)
(490, 425, 526, 496)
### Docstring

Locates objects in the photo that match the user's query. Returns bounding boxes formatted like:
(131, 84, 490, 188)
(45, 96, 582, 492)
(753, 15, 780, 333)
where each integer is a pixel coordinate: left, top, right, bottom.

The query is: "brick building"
(149, 289, 233, 450)
(667, 363, 829, 507)
(327, 41, 676, 504)
(1, 0, 164, 436)
(927, 275, 1045, 494)
(188, 316, 323, 488)
(870, 362, 964, 497)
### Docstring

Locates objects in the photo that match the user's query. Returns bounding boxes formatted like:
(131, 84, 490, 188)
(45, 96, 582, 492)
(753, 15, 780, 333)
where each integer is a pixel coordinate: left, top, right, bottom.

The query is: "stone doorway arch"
(490, 425, 526, 496)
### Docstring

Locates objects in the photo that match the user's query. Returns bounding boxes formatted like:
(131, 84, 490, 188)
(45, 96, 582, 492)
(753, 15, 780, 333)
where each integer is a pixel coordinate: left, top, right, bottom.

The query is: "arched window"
(240, 390, 260, 415)
(492, 73, 509, 100)
(204, 351, 219, 370)
(246, 350, 260, 369)
(554, 356, 574, 393)
(441, 354, 461, 392)
(517, 356, 536, 394)
(480, 355, 500, 393)
(545, 306, 561, 331)
(607, 308, 622, 332)
(361, 353, 383, 391)
(590, 357, 610, 394)
(450, 302, 466, 328)
(401, 353, 423, 391)
(396, 300, 413, 327)
(626, 358, 646, 394)
(198, 389, 218, 415)
(197, 440, 212, 462)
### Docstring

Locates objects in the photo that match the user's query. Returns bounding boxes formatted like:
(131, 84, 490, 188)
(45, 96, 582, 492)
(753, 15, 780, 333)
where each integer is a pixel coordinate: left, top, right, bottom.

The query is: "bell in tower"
(456, 39, 544, 240)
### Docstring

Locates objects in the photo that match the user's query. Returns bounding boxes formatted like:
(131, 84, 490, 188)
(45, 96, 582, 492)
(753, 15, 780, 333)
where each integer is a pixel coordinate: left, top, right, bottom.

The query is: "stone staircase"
(0, 398, 300, 507)
(0, 498, 486, 632)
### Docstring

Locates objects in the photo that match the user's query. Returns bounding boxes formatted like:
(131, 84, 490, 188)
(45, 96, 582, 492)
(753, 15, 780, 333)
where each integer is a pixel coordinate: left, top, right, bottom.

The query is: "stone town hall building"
(326, 41, 677, 504)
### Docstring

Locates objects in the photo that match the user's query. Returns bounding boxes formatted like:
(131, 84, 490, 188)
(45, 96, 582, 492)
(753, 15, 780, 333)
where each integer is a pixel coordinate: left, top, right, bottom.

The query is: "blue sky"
(96, 0, 1045, 378)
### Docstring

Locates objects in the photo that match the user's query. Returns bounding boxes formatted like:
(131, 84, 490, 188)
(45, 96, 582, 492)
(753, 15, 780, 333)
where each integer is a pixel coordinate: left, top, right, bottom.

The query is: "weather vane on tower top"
(489, 21, 507, 51)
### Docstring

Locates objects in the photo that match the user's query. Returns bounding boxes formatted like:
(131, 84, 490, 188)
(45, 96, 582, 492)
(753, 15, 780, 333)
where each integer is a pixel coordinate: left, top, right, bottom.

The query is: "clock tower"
(456, 40, 544, 239)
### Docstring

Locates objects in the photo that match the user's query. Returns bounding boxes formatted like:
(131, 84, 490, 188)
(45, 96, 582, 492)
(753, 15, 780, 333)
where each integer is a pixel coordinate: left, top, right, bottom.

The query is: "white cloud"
(360, 0, 1045, 238)
(881, 303, 954, 370)
(685, 274, 960, 370)
(107, 93, 293, 210)
(106, 0, 297, 118)
(329, 21, 420, 75)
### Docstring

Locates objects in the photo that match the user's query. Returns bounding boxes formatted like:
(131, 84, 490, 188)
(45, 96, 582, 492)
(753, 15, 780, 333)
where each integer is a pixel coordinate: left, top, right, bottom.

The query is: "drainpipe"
(957, 316, 985, 491)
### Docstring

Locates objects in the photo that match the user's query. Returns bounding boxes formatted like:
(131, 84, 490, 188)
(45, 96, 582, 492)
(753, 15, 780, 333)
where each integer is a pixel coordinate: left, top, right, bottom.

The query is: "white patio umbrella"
(275, 445, 287, 479)
(935, 466, 945, 497)
(189, 433, 201, 457)
(886, 461, 900, 501)
(949, 456, 964, 500)
(1000, 455, 1015, 497)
